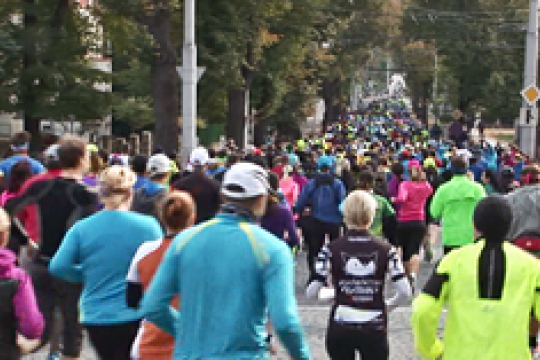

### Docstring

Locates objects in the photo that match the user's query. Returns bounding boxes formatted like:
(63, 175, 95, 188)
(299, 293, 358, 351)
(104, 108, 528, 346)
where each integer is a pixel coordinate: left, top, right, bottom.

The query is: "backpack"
(310, 174, 341, 211)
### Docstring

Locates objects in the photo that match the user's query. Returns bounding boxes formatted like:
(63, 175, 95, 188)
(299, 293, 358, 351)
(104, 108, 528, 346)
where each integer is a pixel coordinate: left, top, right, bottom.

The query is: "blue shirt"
(49, 210, 163, 325)
(0, 155, 44, 177)
(140, 213, 310, 359)
(134, 175, 151, 191)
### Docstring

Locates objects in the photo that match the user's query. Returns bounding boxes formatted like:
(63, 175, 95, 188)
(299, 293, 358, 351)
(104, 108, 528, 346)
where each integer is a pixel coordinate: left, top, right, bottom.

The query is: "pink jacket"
(0, 248, 44, 339)
(279, 177, 299, 209)
(393, 180, 433, 222)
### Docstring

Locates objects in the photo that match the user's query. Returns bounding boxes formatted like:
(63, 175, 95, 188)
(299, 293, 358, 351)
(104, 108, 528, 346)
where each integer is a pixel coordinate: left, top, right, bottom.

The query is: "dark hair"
(98, 149, 109, 165)
(358, 171, 374, 190)
(483, 169, 503, 192)
(159, 191, 195, 232)
(11, 131, 30, 147)
(131, 155, 148, 175)
(474, 195, 512, 243)
(450, 157, 467, 174)
(7, 161, 32, 193)
(89, 152, 102, 174)
(57, 136, 87, 170)
(391, 162, 404, 177)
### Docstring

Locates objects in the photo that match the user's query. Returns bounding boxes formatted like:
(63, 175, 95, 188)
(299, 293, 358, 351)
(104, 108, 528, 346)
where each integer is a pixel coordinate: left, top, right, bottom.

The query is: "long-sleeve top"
(140, 213, 310, 359)
(393, 181, 433, 222)
(260, 204, 300, 246)
(294, 173, 346, 224)
(0, 248, 43, 339)
(413, 241, 540, 359)
(430, 176, 486, 247)
(49, 210, 163, 325)
(279, 177, 300, 209)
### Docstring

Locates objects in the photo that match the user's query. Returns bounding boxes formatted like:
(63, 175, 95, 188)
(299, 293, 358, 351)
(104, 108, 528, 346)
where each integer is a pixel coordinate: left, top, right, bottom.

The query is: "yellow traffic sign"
(521, 84, 540, 106)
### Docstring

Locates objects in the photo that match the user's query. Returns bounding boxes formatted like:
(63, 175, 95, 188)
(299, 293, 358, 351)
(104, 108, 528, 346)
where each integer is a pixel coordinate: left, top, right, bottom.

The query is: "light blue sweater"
(49, 210, 163, 325)
(140, 213, 310, 359)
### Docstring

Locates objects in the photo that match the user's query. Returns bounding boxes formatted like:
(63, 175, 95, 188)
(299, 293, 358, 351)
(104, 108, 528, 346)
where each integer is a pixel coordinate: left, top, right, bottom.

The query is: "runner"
(392, 164, 432, 288)
(140, 162, 310, 359)
(173, 147, 221, 224)
(127, 191, 196, 360)
(5, 135, 99, 360)
(413, 195, 540, 359)
(294, 156, 346, 282)
(505, 164, 540, 353)
(0, 132, 44, 177)
(131, 154, 172, 221)
(307, 190, 412, 360)
(430, 157, 486, 254)
(49, 165, 163, 360)
(260, 172, 300, 249)
(0, 208, 43, 359)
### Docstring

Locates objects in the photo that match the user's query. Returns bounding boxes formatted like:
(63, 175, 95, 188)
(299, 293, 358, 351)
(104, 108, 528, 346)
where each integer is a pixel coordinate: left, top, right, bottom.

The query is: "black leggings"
(86, 320, 141, 360)
(326, 322, 389, 360)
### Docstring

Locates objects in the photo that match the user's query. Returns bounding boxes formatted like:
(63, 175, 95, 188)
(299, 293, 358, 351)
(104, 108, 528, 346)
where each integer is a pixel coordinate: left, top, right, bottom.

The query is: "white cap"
(44, 144, 60, 160)
(222, 162, 270, 199)
(147, 154, 172, 177)
(190, 147, 210, 166)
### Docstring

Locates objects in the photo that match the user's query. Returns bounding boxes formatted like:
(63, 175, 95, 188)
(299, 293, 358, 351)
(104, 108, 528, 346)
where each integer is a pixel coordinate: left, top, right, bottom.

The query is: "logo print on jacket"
(342, 252, 378, 277)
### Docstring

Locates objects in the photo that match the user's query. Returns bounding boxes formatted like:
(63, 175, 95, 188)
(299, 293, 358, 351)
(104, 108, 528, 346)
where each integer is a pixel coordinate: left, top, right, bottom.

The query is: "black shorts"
(326, 322, 388, 360)
(397, 221, 426, 262)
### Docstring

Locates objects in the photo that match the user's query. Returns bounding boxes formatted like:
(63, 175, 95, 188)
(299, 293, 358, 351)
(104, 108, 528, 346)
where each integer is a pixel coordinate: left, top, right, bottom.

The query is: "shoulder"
(132, 239, 165, 266)
(246, 223, 291, 261)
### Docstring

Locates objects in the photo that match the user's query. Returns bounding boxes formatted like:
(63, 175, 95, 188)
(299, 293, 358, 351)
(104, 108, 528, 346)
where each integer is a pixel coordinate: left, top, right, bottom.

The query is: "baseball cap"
(222, 162, 270, 199)
(190, 147, 210, 166)
(317, 156, 333, 169)
(147, 154, 172, 177)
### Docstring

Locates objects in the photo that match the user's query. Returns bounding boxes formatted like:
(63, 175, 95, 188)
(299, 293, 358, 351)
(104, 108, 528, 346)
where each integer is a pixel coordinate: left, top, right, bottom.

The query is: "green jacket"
(412, 241, 540, 359)
(430, 175, 485, 247)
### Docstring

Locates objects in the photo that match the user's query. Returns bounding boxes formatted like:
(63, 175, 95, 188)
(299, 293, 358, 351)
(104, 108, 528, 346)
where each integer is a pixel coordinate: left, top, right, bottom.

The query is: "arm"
(263, 245, 310, 360)
(412, 261, 451, 360)
(283, 208, 300, 247)
(294, 180, 314, 213)
(385, 247, 412, 311)
(140, 241, 180, 336)
(306, 245, 332, 298)
(13, 271, 44, 339)
(49, 225, 83, 283)
(393, 182, 408, 203)
(126, 251, 143, 309)
(429, 187, 443, 221)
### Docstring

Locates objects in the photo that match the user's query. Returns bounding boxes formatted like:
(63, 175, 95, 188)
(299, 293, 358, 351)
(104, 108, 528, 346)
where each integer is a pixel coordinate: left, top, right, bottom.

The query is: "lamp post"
(519, 0, 539, 157)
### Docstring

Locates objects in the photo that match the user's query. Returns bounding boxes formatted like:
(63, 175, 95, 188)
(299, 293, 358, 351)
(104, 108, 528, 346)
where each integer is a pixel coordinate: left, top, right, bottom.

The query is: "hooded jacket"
(295, 173, 346, 224)
(430, 175, 486, 247)
(0, 248, 43, 356)
(505, 185, 540, 240)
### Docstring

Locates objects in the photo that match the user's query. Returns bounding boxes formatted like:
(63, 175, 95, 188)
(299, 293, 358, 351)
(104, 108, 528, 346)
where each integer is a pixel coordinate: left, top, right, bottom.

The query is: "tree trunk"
(147, 5, 179, 154)
(22, 0, 41, 151)
(253, 117, 268, 146)
(321, 77, 340, 132)
(227, 88, 246, 148)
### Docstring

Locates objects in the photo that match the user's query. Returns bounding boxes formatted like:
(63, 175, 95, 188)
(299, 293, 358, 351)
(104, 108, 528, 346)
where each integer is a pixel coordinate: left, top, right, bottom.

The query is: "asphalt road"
(28, 234, 441, 360)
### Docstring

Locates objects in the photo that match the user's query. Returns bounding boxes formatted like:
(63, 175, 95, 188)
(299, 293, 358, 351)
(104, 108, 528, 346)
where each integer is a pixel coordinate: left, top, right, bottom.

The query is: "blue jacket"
(295, 173, 346, 224)
(140, 213, 310, 359)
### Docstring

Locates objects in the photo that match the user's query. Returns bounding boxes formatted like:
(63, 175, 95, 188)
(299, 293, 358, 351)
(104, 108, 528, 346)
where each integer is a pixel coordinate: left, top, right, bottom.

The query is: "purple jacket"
(260, 204, 300, 246)
(0, 248, 44, 339)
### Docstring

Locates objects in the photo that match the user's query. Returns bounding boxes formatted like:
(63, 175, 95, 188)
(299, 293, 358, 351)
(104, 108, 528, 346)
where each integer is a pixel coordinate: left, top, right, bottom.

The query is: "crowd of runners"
(2, 98, 540, 359)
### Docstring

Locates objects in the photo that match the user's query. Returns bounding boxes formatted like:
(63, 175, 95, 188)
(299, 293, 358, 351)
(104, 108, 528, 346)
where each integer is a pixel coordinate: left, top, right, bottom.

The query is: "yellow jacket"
(413, 241, 540, 359)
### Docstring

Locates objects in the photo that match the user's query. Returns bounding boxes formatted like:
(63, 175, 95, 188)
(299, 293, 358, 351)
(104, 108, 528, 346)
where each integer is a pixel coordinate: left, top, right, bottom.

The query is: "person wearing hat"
(430, 157, 486, 254)
(141, 162, 310, 359)
(413, 195, 540, 360)
(294, 155, 346, 282)
(173, 147, 221, 225)
(131, 154, 172, 223)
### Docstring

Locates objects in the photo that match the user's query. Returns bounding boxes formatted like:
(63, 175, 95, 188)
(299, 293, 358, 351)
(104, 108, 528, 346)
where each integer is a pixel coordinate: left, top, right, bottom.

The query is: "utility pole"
(179, 0, 198, 166)
(520, 0, 539, 157)
(433, 50, 438, 122)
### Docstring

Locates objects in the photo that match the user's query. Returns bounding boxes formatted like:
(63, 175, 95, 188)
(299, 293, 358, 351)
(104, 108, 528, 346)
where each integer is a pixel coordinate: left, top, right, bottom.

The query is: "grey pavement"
(28, 234, 441, 360)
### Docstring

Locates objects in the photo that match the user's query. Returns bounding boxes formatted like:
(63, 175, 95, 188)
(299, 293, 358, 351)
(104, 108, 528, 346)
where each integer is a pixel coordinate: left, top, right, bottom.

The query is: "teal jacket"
(430, 175, 486, 247)
(140, 213, 310, 359)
